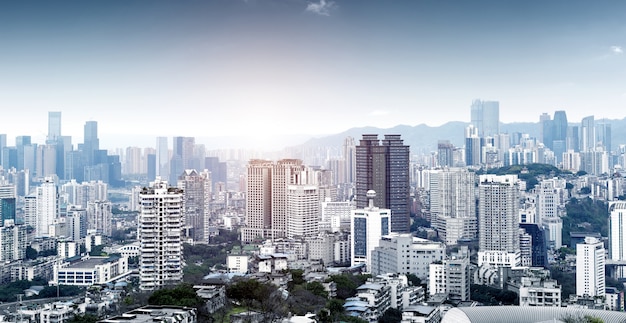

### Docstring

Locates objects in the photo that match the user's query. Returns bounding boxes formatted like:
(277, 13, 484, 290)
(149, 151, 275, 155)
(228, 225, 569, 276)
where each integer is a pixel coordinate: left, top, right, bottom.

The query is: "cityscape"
(0, 106, 624, 322)
(3, 1, 626, 323)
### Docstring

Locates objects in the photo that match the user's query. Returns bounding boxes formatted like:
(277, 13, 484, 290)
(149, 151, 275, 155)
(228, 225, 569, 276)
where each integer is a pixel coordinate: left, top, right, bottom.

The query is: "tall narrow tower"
(576, 236, 605, 298)
(138, 178, 184, 291)
(478, 174, 520, 268)
(355, 134, 410, 233)
(83, 121, 99, 167)
(36, 177, 57, 237)
(178, 169, 211, 243)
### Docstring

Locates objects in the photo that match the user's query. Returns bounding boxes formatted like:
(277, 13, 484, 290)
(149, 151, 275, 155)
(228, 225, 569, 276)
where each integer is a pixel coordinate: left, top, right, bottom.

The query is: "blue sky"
(1, 0, 625, 148)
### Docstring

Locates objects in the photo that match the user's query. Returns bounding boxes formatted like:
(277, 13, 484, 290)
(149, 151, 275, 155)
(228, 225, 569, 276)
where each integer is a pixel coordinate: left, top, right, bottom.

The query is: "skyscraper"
(464, 125, 481, 166)
(241, 159, 305, 242)
(478, 174, 521, 268)
(342, 136, 356, 184)
(471, 99, 500, 137)
(178, 169, 211, 243)
(47, 111, 62, 143)
(286, 184, 319, 238)
(429, 168, 476, 245)
(36, 177, 58, 237)
(580, 116, 595, 152)
(138, 178, 184, 291)
(355, 134, 410, 233)
(170, 136, 195, 184)
(156, 137, 169, 180)
(576, 236, 605, 298)
(437, 140, 454, 167)
(83, 121, 99, 167)
(609, 201, 626, 278)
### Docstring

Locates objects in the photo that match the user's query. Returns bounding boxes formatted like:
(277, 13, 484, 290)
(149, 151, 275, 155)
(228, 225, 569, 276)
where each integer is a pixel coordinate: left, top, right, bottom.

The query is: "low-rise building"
(371, 234, 445, 280)
(519, 276, 562, 307)
(53, 256, 129, 286)
(99, 305, 197, 323)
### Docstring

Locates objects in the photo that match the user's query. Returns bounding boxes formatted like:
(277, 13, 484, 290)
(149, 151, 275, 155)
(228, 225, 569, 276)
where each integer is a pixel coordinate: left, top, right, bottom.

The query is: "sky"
(1, 0, 625, 149)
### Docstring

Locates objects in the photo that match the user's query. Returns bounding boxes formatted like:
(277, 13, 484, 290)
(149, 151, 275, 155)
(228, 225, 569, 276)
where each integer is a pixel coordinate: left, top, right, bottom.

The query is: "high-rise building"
(156, 137, 169, 180)
(178, 169, 211, 243)
(465, 125, 481, 166)
(242, 159, 305, 242)
(576, 236, 605, 298)
(87, 200, 112, 236)
(437, 140, 455, 167)
(138, 178, 184, 291)
(36, 177, 58, 237)
(287, 184, 319, 238)
(0, 184, 16, 227)
(83, 121, 99, 167)
(609, 201, 626, 278)
(429, 168, 476, 245)
(47, 111, 62, 143)
(597, 121, 612, 153)
(351, 190, 391, 272)
(536, 178, 566, 249)
(170, 136, 195, 184)
(478, 175, 521, 268)
(580, 116, 595, 152)
(471, 99, 500, 137)
(342, 136, 356, 184)
(355, 134, 410, 233)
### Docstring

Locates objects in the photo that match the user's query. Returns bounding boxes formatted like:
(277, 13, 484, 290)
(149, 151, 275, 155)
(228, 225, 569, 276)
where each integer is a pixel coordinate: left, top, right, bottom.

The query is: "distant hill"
(293, 118, 626, 153)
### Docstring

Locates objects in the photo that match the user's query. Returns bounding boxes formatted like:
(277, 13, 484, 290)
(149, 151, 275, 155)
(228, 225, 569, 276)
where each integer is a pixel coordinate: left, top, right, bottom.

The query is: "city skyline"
(1, 1, 625, 148)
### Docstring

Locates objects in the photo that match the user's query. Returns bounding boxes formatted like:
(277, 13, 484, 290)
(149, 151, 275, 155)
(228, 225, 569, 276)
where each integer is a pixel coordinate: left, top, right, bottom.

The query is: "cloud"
(369, 110, 390, 116)
(306, 0, 336, 16)
(611, 46, 623, 54)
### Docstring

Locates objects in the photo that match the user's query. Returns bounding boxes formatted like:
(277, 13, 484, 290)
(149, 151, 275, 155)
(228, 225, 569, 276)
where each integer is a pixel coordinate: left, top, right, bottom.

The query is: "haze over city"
(2, 0, 626, 149)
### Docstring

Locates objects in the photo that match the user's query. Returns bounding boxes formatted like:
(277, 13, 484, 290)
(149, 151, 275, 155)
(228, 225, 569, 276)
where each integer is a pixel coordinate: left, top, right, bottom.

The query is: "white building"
(227, 255, 249, 274)
(321, 199, 353, 233)
(478, 175, 521, 268)
(371, 233, 445, 281)
(519, 276, 562, 307)
(53, 256, 129, 286)
(36, 177, 58, 237)
(0, 221, 27, 262)
(351, 190, 391, 271)
(429, 168, 476, 245)
(287, 184, 320, 238)
(138, 178, 184, 291)
(576, 236, 605, 298)
(87, 200, 112, 236)
(609, 201, 626, 278)
(428, 247, 471, 301)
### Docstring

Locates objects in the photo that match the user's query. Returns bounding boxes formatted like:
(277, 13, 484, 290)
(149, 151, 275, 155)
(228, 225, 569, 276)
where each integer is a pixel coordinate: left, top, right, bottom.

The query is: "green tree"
(148, 283, 204, 308)
(25, 246, 38, 260)
(378, 308, 402, 323)
(67, 314, 99, 323)
(406, 273, 421, 286)
(306, 281, 329, 299)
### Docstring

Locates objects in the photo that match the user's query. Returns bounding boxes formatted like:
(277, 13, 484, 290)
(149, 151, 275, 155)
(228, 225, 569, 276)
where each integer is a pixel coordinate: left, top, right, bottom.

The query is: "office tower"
(551, 110, 568, 163)
(47, 111, 62, 142)
(464, 125, 481, 167)
(576, 236, 605, 298)
(471, 99, 500, 137)
(36, 177, 58, 237)
(242, 159, 304, 242)
(536, 179, 566, 249)
(580, 116, 595, 152)
(0, 184, 16, 226)
(178, 169, 211, 243)
(609, 201, 626, 278)
(156, 137, 169, 180)
(355, 134, 410, 233)
(539, 113, 552, 147)
(170, 136, 195, 184)
(437, 140, 454, 167)
(429, 168, 476, 245)
(87, 200, 112, 236)
(123, 147, 142, 175)
(478, 175, 521, 268)
(138, 178, 184, 291)
(83, 121, 99, 167)
(16, 135, 35, 173)
(597, 121, 611, 153)
(351, 190, 391, 271)
(147, 153, 156, 181)
(520, 223, 548, 268)
(287, 184, 319, 238)
(342, 136, 356, 184)
(0, 134, 6, 167)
